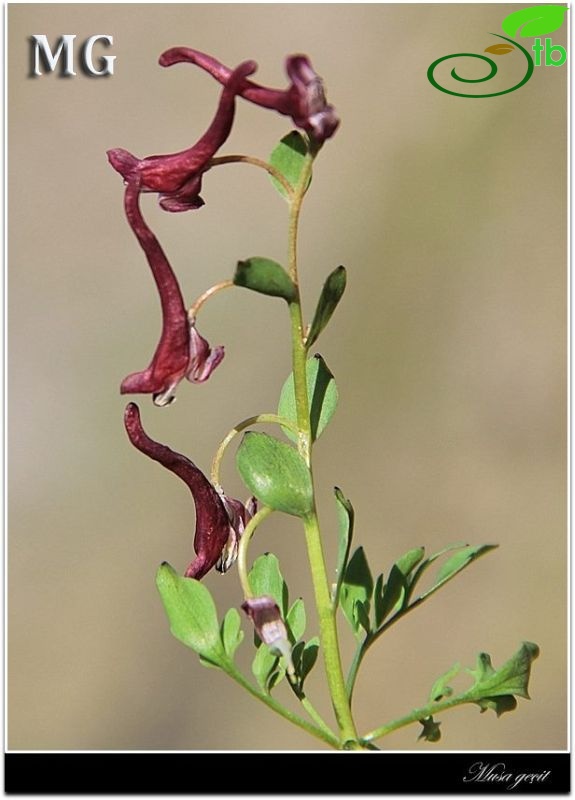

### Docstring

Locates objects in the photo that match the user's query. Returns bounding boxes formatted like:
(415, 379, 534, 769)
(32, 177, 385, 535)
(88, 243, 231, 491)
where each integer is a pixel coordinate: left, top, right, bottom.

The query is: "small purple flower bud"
(241, 596, 294, 675)
(159, 48, 339, 145)
(186, 318, 225, 384)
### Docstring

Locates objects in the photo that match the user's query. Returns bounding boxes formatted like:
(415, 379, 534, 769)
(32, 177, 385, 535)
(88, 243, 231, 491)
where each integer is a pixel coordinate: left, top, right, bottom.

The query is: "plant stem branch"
(188, 280, 234, 320)
(224, 663, 339, 748)
(208, 154, 294, 199)
(361, 691, 474, 744)
(237, 505, 274, 599)
(211, 413, 299, 486)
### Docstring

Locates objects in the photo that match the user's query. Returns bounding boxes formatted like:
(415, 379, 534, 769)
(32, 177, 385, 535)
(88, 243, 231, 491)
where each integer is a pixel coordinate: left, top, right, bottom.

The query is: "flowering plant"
(109, 46, 539, 750)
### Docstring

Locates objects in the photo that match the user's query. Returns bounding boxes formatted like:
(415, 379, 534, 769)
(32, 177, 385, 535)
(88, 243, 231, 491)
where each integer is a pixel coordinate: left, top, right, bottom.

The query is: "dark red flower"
(124, 403, 252, 579)
(159, 48, 339, 145)
(107, 59, 257, 212)
(118, 182, 224, 406)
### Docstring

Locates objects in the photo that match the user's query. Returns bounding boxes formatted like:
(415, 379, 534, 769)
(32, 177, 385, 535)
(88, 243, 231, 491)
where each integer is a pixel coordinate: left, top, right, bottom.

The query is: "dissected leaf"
(278, 355, 339, 442)
(485, 44, 515, 55)
(476, 695, 518, 717)
(468, 642, 540, 701)
(220, 607, 244, 660)
(248, 553, 288, 616)
(418, 716, 441, 743)
(156, 563, 224, 662)
(306, 265, 347, 348)
(236, 432, 313, 517)
(501, 5, 566, 38)
(429, 662, 461, 702)
(332, 487, 354, 607)
(269, 130, 310, 198)
(340, 547, 373, 635)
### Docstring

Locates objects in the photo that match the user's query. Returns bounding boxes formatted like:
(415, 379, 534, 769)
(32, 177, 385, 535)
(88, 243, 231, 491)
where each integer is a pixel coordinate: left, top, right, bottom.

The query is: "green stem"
(237, 505, 274, 599)
(287, 149, 358, 745)
(223, 662, 339, 748)
(361, 692, 475, 744)
(346, 635, 372, 701)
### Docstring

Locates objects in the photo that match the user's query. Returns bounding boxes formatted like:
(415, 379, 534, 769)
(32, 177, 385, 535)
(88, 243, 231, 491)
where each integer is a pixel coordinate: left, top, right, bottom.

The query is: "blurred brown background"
(8, 4, 566, 751)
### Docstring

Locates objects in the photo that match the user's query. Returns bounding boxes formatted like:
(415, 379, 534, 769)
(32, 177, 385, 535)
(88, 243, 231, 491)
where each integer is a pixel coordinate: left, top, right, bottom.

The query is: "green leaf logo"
(501, 5, 567, 38)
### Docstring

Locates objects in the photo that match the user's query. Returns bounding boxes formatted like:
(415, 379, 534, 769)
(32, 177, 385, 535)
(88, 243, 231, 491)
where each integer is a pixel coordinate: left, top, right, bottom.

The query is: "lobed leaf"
(429, 662, 461, 702)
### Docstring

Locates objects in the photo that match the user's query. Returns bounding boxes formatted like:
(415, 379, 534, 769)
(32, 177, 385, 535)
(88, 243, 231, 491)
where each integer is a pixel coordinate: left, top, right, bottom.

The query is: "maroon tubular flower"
(107, 59, 257, 212)
(242, 596, 294, 675)
(124, 403, 249, 579)
(118, 183, 225, 405)
(187, 318, 225, 384)
(119, 180, 190, 406)
(159, 48, 339, 145)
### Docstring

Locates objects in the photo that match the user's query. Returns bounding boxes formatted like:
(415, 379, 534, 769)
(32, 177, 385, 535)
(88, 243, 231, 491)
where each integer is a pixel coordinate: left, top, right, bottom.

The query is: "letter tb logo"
(30, 34, 115, 77)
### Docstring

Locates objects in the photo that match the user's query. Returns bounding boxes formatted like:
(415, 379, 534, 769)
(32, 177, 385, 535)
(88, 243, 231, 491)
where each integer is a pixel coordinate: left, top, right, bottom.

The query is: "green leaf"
(306, 266, 347, 349)
(418, 716, 441, 743)
(278, 355, 338, 442)
(156, 563, 224, 661)
(429, 662, 461, 702)
(248, 553, 288, 615)
(252, 641, 281, 692)
(405, 543, 495, 606)
(221, 607, 244, 660)
(374, 547, 425, 628)
(340, 547, 373, 635)
(332, 487, 354, 608)
(468, 642, 540, 704)
(234, 256, 295, 302)
(374, 565, 407, 628)
(292, 637, 320, 688)
(476, 695, 518, 717)
(269, 131, 310, 198)
(501, 5, 566, 38)
(286, 598, 306, 643)
(396, 546, 426, 577)
(236, 432, 313, 517)
(419, 544, 498, 602)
